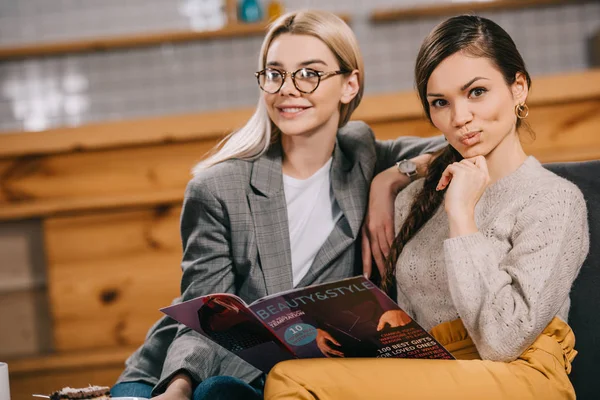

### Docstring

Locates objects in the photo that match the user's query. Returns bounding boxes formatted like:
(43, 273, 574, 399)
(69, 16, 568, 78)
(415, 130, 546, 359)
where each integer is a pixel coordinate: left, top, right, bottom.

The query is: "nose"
(451, 100, 473, 129)
(279, 72, 299, 96)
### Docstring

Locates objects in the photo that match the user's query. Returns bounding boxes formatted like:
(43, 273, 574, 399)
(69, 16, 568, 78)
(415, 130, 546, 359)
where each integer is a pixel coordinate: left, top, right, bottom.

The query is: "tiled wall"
(0, 0, 599, 132)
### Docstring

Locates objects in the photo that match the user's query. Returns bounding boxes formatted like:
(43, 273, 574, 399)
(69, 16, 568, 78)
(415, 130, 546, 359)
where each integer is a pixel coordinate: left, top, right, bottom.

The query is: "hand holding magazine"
(161, 276, 453, 373)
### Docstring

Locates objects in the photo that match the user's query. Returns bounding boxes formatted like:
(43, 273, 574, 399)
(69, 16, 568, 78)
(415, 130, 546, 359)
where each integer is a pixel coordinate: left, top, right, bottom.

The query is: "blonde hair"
(192, 9, 365, 174)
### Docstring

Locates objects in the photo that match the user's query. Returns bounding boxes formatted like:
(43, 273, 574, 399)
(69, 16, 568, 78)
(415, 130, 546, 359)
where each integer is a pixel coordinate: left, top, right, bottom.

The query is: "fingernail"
(363, 272, 370, 279)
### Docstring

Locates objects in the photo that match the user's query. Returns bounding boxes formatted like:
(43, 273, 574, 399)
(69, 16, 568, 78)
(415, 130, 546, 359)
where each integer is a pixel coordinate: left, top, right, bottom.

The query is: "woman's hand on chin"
(437, 156, 490, 237)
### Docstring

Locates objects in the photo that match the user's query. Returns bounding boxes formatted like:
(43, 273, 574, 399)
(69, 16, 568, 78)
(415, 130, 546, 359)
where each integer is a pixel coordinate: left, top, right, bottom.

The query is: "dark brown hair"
(381, 15, 532, 295)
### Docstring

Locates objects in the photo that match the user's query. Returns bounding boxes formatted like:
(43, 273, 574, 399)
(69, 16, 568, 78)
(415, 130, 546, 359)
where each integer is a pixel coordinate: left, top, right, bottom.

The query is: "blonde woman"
(111, 10, 444, 400)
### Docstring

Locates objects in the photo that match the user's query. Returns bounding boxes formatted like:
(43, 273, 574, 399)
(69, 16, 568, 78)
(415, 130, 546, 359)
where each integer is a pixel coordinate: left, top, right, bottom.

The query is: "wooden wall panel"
(520, 100, 600, 162)
(0, 139, 218, 220)
(45, 206, 183, 351)
(370, 120, 439, 140)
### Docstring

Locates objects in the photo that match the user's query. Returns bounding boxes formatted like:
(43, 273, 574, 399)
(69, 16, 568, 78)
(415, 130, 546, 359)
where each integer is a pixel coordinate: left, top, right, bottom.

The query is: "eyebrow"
(426, 77, 489, 97)
(266, 59, 329, 68)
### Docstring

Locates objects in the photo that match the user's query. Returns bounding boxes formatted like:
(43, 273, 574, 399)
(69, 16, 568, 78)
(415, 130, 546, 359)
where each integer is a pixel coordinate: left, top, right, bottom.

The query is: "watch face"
(398, 160, 417, 174)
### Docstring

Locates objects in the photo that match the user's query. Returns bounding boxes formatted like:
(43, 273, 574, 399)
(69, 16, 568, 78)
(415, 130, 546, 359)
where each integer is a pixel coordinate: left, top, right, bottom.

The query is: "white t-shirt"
(283, 158, 342, 287)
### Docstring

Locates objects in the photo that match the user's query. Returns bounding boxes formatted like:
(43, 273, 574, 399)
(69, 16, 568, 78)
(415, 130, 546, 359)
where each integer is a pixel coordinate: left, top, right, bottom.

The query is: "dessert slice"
(49, 385, 110, 400)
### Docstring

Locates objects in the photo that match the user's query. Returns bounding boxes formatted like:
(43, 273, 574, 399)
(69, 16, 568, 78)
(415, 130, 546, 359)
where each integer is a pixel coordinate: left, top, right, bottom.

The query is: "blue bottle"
(239, 0, 263, 23)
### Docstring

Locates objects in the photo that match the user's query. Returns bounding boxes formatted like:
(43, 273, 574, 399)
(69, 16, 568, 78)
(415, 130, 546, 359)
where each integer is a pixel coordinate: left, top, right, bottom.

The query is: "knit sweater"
(393, 156, 589, 362)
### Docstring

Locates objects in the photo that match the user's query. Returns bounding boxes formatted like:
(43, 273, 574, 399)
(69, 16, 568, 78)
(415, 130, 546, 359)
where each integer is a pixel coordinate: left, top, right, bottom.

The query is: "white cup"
(0, 362, 10, 400)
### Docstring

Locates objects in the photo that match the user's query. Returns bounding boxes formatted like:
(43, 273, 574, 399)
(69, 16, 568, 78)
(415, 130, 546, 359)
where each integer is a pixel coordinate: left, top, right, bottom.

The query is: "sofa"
(545, 160, 600, 400)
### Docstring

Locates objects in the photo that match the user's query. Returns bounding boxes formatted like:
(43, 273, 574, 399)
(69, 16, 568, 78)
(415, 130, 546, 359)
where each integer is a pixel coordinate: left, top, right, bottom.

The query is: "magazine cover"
(161, 276, 454, 373)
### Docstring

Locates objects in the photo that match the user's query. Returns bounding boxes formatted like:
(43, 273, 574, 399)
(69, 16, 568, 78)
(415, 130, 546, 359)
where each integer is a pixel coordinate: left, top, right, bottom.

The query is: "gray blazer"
(116, 121, 445, 393)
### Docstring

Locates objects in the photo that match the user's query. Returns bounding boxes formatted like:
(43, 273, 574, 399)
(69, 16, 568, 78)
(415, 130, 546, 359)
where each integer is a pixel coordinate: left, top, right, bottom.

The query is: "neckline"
(484, 155, 538, 196)
(283, 157, 333, 187)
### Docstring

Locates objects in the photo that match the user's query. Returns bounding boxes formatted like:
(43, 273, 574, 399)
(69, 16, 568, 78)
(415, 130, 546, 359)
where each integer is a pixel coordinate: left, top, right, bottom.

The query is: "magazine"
(161, 276, 454, 373)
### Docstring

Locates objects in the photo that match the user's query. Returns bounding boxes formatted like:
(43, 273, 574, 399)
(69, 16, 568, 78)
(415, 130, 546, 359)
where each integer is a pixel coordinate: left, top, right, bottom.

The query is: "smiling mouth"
(277, 106, 310, 118)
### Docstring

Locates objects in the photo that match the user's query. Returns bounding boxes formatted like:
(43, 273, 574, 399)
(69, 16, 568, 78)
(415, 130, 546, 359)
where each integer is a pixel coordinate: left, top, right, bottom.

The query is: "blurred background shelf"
(370, 0, 594, 22)
(0, 14, 350, 61)
(0, 23, 269, 60)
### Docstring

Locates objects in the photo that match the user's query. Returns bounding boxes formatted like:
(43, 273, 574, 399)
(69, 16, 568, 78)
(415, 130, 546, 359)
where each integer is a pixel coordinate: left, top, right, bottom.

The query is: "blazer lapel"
(296, 138, 369, 287)
(248, 143, 294, 294)
(330, 140, 368, 238)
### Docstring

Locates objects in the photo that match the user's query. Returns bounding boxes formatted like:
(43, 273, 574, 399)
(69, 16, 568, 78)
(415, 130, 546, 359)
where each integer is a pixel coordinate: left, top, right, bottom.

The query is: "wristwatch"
(396, 159, 418, 181)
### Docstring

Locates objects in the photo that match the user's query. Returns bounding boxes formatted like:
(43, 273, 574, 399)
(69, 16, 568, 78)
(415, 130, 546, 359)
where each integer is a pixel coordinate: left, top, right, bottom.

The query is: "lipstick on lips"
(460, 131, 481, 146)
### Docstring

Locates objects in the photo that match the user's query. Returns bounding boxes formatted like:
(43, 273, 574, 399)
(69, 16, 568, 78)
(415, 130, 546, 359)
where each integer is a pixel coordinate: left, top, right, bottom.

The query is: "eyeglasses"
(255, 67, 348, 94)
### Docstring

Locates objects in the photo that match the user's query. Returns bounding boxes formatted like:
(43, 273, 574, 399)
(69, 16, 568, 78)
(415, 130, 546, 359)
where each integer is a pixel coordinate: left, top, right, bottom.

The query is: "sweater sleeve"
(443, 186, 589, 362)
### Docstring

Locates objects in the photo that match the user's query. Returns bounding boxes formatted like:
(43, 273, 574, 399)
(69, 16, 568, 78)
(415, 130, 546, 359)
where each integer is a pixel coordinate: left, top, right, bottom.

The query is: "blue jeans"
(110, 381, 153, 398)
(111, 376, 264, 400)
(192, 376, 264, 400)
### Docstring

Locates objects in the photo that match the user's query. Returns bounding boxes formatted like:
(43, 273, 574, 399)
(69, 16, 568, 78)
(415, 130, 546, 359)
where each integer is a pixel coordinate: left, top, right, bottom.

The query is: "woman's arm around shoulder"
(374, 134, 446, 174)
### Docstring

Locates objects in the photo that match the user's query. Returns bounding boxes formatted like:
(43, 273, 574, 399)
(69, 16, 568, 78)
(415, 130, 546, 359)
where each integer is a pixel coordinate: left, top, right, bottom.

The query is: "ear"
(340, 70, 360, 104)
(511, 72, 529, 105)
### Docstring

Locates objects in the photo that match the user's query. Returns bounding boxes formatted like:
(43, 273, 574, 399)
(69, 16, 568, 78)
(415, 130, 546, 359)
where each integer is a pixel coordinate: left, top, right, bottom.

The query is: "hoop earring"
(515, 103, 529, 119)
